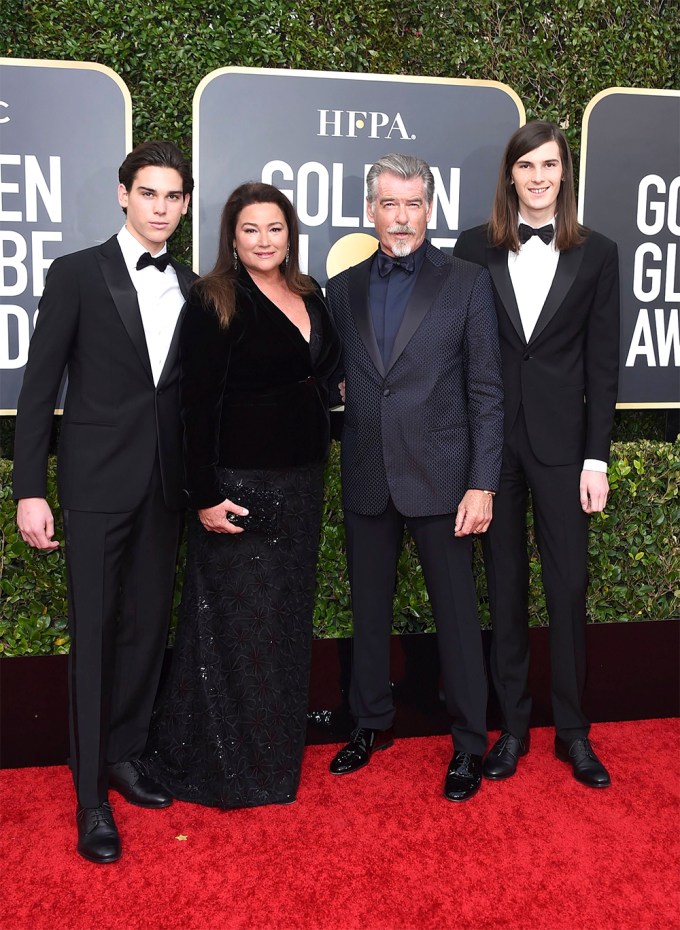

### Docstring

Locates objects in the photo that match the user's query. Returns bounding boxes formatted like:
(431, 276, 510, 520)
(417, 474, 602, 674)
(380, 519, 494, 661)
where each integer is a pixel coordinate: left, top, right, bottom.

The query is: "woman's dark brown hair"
(196, 181, 314, 329)
(488, 120, 587, 253)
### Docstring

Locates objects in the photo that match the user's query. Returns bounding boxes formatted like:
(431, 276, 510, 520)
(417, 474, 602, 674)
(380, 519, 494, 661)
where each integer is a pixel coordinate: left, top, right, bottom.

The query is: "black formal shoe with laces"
(554, 736, 611, 788)
(444, 751, 483, 801)
(76, 802, 121, 864)
(483, 731, 530, 780)
(329, 726, 394, 775)
(108, 760, 173, 808)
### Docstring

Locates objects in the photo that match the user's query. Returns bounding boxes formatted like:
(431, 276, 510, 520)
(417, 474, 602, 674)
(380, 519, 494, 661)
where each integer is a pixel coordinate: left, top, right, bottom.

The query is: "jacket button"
(383, 388, 390, 397)
(523, 354, 531, 361)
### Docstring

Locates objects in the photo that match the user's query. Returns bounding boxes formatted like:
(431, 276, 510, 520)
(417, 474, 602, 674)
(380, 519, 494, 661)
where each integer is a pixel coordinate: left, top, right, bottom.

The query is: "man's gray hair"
(366, 154, 435, 206)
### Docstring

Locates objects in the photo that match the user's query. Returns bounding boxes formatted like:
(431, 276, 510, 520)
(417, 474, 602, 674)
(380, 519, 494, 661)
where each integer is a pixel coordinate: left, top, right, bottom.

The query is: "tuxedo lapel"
(157, 302, 186, 387)
(96, 236, 153, 380)
(172, 258, 195, 300)
(529, 244, 586, 344)
(348, 260, 385, 376)
(486, 247, 525, 344)
(157, 259, 195, 387)
(386, 256, 447, 372)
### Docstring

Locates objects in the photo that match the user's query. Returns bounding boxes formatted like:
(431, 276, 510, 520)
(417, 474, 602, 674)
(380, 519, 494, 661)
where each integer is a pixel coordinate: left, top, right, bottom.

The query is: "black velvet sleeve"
(179, 288, 233, 509)
(180, 278, 342, 509)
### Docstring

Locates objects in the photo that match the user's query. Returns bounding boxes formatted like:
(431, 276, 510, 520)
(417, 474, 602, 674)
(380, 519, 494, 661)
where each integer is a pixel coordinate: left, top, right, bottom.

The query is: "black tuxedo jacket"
(453, 225, 619, 466)
(326, 242, 504, 518)
(13, 235, 197, 511)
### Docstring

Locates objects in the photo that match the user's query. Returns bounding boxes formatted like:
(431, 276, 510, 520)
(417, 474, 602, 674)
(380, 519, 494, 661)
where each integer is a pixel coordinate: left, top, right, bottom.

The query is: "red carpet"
(2, 719, 679, 930)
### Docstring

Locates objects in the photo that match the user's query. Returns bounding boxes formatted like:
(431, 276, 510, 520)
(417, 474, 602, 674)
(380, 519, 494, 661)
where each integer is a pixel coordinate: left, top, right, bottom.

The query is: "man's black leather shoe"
(108, 760, 173, 807)
(76, 802, 121, 864)
(555, 736, 611, 788)
(444, 752, 483, 801)
(329, 727, 394, 775)
(483, 731, 530, 779)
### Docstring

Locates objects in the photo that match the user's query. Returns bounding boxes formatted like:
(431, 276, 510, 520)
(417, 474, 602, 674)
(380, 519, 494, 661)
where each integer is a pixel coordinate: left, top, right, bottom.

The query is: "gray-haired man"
(326, 154, 504, 800)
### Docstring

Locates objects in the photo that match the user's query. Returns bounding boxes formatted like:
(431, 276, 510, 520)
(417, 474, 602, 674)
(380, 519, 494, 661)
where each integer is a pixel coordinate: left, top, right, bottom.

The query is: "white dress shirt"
(508, 215, 559, 343)
(117, 225, 185, 385)
(508, 216, 605, 473)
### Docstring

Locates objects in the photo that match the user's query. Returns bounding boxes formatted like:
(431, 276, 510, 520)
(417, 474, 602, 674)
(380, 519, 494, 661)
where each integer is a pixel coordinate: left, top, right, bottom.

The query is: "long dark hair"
(196, 182, 314, 329)
(489, 121, 586, 253)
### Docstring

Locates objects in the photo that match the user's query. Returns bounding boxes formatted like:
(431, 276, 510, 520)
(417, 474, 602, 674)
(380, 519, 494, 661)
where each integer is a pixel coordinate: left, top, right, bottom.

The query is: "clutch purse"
(220, 483, 283, 537)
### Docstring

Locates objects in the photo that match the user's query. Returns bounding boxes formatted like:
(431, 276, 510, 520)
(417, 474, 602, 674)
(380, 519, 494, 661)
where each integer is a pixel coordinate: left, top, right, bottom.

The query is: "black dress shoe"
(483, 731, 530, 780)
(108, 760, 173, 807)
(555, 736, 611, 788)
(76, 802, 121, 864)
(329, 726, 394, 775)
(444, 752, 483, 802)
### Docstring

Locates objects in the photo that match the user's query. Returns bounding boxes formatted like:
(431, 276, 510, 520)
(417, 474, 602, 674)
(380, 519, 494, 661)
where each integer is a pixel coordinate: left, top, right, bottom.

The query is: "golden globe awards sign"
(0, 58, 131, 412)
(193, 68, 524, 280)
(580, 88, 680, 408)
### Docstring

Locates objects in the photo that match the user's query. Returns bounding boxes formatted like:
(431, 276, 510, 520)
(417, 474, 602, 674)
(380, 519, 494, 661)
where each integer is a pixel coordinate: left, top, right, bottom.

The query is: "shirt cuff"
(582, 459, 607, 473)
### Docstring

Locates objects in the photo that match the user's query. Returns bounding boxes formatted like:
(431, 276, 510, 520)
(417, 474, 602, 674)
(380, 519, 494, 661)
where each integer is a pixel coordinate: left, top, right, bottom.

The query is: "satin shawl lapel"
(96, 236, 153, 380)
(486, 246, 525, 344)
(158, 260, 195, 386)
(528, 244, 586, 344)
(173, 260, 195, 300)
(386, 257, 448, 373)
(347, 259, 385, 376)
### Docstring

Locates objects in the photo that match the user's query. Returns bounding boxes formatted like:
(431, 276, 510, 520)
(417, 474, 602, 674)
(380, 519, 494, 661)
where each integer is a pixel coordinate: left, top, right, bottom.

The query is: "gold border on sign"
(579, 87, 680, 411)
(579, 86, 680, 220)
(192, 66, 525, 271)
(0, 57, 133, 414)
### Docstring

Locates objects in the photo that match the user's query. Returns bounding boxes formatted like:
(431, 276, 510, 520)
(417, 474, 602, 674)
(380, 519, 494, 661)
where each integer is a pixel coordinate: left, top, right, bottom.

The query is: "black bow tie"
(376, 250, 416, 277)
(518, 223, 554, 245)
(136, 251, 172, 272)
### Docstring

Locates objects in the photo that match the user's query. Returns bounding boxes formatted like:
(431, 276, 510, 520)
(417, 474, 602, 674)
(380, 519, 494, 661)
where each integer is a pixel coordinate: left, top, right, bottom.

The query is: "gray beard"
(390, 240, 413, 257)
(387, 224, 418, 257)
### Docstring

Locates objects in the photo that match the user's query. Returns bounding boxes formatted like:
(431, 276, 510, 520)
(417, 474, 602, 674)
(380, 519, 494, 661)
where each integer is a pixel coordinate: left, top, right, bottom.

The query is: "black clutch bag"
(220, 483, 284, 537)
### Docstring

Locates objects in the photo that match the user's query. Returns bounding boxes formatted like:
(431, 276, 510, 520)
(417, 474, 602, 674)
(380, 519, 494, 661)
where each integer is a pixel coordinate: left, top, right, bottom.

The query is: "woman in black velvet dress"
(145, 182, 340, 808)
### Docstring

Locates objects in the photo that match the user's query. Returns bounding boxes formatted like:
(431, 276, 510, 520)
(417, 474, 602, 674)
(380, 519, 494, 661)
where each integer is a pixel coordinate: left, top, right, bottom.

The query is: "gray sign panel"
(194, 69, 523, 281)
(579, 89, 680, 408)
(0, 58, 131, 412)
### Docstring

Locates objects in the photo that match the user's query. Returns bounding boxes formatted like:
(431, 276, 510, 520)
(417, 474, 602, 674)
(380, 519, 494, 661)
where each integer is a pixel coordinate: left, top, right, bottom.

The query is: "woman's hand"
(198, 498, 249, 534)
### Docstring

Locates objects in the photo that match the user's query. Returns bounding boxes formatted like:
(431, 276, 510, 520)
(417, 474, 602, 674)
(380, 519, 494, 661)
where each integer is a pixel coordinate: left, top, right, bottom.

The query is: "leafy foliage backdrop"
(4, 0, 677, 268)
(1, 1, 677, 654)
(1, 442, 678, 655)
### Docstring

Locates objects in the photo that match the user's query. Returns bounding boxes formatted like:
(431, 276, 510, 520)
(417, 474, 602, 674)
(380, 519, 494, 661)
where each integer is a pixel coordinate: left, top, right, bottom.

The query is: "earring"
(232, 248, 239, 270)
(285, 243, 290, 265)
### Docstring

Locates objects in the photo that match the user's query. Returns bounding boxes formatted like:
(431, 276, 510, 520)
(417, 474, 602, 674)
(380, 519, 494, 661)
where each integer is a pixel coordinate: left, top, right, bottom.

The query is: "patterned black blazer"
(326, 242, 504, 518)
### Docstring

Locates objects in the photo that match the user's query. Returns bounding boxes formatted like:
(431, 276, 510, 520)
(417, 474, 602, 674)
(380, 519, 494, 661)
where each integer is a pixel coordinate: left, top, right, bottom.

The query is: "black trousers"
(344, 498, 488, 756)
(483, 410, 590, 742)
(63, 461, 182, 807)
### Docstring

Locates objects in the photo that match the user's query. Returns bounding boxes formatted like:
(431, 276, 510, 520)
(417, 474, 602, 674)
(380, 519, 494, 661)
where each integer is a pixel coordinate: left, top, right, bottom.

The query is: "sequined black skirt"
(145, 464, 324, 808)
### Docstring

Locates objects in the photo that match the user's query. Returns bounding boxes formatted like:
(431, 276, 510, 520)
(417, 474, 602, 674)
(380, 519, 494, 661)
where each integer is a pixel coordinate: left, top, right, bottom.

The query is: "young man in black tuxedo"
(326, 154, 504, 801)
(13, 141, 196, 862)
(454, 121, 620, 788)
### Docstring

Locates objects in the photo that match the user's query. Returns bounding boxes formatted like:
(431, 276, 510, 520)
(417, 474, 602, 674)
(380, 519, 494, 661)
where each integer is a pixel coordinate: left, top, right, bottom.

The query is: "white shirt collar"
(117, 224, 168, 270)
(518, 213, 556, 229)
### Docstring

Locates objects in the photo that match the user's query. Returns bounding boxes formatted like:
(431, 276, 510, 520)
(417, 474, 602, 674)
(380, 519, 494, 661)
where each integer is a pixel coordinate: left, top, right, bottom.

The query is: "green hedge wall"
(1, 439, 678, 655)
(1, 3, 677, 654)
(4, 0, 678, 266)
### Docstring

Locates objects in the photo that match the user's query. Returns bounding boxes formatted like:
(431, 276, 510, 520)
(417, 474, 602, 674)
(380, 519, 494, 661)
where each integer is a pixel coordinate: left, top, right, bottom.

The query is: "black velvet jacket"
(179, 268, 341, 509)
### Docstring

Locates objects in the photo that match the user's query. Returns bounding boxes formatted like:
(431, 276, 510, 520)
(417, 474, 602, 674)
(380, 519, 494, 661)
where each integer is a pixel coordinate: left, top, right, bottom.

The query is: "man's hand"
(17, 498, 60, 550)
(454, 490, 493, 537)
(580, 470, 609, 514)
(198, 497, 249, 534)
